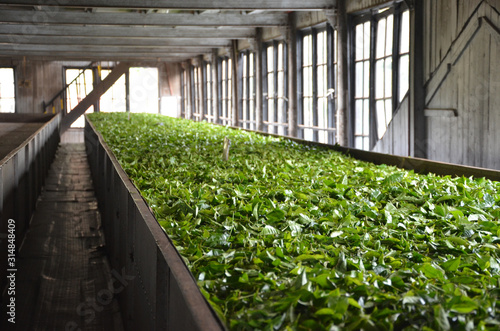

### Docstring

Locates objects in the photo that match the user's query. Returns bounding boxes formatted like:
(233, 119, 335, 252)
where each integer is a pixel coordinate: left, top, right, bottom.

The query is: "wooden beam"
(0, 9, 287, 26)
(0, 51, 195, 62)
(255, 28, 263, 131)
(287, 13, 298, 137)
(336, 0, 349, 146)
(0, 44, 212, 54)
(0, 24, 256, 39)
(60, 62, 130, 133)
(0, 0, 334, 11)
(0, 35, 232, 47)
(230, 40, 239, 127)
(424, 108, 458, 117)
(409, 1, 426, 158)
(198, 55, 206, 121)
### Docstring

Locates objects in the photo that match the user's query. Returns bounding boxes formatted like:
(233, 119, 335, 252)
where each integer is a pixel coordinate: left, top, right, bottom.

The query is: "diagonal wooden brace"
(60, 62, 131, 133)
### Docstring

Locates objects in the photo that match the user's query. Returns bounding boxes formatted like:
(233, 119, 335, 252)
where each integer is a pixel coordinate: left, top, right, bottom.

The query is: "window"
(66, 68, 94, 128)
(299, 26, 337, 144)
(100, 68, 127, 112)
(129, 67, 159, 114)
(0, 68, 15, 113)
(219, 57, 232, 126)
(352, 3, 410, 150)
(263, 41, 287, 135)
(204, 62, 214, 122)
(239, 51, 256, 130)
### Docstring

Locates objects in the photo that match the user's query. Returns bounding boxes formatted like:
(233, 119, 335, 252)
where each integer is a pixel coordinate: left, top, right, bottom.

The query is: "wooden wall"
(0, 59, 65, 114)
(424, 0, 500, 169)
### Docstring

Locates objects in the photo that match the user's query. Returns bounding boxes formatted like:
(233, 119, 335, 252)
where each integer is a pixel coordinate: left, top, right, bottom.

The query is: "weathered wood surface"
(424, 0, 500, 170)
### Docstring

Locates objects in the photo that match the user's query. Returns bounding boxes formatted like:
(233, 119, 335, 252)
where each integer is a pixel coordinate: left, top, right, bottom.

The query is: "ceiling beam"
(0, 24, 256, 39)
(0, 9, 287, 26)
(0, 44, 207, 54)
(0, 50, 199, 61)
(0, 0, 334, 11)
(0, 35, 232, 47)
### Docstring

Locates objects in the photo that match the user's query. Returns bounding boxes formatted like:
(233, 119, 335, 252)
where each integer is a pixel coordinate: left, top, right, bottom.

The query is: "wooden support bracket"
(60, 62, 131, 133)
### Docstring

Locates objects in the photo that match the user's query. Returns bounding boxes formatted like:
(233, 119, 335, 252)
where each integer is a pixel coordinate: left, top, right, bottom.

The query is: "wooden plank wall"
(424, 0, 500, 170)
(8, 60, 65, 114)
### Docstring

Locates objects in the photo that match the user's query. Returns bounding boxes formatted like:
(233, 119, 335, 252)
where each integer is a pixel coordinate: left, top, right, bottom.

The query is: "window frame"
(262, 40, 288, 135)
(349, 1, 409, 150)
(297, 24, 337, 144)
(191, 64, 202, 121)
(218, 56, 232, 126)
(238, 50, 257, 130)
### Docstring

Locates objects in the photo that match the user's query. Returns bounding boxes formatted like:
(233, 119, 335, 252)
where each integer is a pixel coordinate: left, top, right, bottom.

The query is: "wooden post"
(410, 1, 427, 158)
(212, 49, 220, 124)
(336, 0, 349, 146)
(185, 61, 193, 120)
(231, 40, 239, 127)
(255, 28, 264, 132)
(198, 55, 206, 121)
(125, 70, 130, 113)
(93, 66, 101, 112)
(287, 13, 298, 137)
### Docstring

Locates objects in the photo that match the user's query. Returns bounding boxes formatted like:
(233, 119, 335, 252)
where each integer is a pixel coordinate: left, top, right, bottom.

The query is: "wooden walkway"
(10, 144, 123, 330)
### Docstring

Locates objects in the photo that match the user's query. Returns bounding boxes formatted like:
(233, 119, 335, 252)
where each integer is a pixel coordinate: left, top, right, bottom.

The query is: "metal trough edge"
(84, 116, 226, 331)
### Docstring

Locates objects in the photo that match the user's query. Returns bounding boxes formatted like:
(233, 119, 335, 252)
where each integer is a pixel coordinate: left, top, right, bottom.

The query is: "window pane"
(100, 69, 126, 112)
(385, 99, 392, 126)
(376, 18, 386, 59)
(375, 59, 384, 99)
(384, 57, 392, 98)
(355, 24, 364, 61)
(355, 136, 363, 149)
(386, 15, 394, 56)
(363, 22, 371, 59)
(66, 68, 94, 127)
(376, 100, 386, 139)
(399, 54, 409, 101)
(355, 62, 363, 98)
(355, 100, 363, 135)
(363, 100, 370, 135)
(0, 68, 15, 113)
(363, 61, 370, 98)
(401, 10, 410, 54)
(364, 137, 370, 150)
